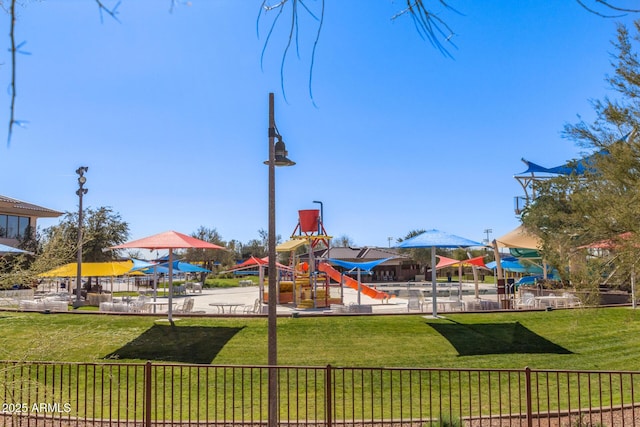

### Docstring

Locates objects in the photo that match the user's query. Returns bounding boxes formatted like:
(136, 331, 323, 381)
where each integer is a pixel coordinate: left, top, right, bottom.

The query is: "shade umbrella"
(397, 229, 482, 317)
(110, 231, 225, 322)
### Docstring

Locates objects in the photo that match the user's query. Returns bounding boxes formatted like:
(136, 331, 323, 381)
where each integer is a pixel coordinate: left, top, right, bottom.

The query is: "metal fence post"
(325, 364, 332, 427)
(525, 366, 533, 427)
(145, 361, 152, 427)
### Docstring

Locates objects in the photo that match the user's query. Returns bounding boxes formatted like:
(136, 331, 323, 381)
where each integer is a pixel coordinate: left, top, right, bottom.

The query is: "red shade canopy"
(111, 230, 225, 250)
(436, 255, 486, 269)
(226, 256, 291, 272)
(110, 231, 224, 323)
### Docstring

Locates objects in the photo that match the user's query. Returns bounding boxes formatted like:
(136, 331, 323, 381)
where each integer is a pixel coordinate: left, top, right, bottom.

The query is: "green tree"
(183, 226, 234, 273)
(39, 206, 129, 265)
(397, 229, 431, 268)
(522, 21, 640, 290)
(241, 229, 284, 260)
(332, 235, 354, 248)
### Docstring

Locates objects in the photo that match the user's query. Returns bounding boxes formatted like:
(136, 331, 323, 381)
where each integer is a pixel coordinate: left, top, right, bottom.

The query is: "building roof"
(0, 195, 63, 218)
(310, 247, 410, 265)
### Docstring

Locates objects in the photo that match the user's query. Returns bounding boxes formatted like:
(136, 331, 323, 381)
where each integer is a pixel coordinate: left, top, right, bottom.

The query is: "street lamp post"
(483, 228, 493, 245)
(265, 93, 295, 427)
(75, 167, 88, 305)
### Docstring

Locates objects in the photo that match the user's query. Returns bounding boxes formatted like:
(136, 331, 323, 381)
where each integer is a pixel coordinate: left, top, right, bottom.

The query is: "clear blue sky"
(0, 1, 636, 248)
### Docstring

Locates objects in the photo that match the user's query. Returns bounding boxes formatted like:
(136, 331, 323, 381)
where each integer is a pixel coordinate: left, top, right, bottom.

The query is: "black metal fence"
(1, 361, 639, 426)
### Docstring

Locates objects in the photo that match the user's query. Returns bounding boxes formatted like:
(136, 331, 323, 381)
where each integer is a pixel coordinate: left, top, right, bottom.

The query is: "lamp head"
(264, 136, 296, 167)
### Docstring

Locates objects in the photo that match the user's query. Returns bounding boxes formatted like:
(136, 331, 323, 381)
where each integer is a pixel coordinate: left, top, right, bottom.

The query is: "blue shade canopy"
(130, 258, 157, 271)
(485, 256, 559, 277)
(485, 257, 542, 274)
(0, 243, 31, 255)
(396, 229, 482, 248)
(517, 131, 633, 176)
(518, 153, 604, 176)
(327, 257, 393, 272)
(133, 261, 210, 274)
(161, 261, 211, 273)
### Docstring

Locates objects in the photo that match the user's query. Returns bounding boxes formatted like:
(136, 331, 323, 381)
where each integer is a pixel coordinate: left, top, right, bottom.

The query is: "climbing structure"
(273, 208, 343, 309)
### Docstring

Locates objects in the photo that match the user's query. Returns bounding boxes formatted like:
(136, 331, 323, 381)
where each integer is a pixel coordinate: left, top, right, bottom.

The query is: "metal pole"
(267, 92, 278, 427)
(168, 251, 174, 322)
(76, 187, 83, 301)
(431, 246, 437, 317)
(75, 167, 88, 305)
(313, 200, 323, 231)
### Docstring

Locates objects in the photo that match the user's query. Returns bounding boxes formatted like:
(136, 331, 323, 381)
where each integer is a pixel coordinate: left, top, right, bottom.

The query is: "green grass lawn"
(0, 307, 638, 370)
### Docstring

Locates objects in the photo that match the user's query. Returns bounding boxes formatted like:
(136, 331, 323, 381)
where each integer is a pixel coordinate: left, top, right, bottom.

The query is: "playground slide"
(318, 262, 393, 301)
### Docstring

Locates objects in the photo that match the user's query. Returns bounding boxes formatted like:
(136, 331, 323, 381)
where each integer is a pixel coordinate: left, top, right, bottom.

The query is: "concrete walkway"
(37, 279, 502, 315)
(132, 280, 500, 315)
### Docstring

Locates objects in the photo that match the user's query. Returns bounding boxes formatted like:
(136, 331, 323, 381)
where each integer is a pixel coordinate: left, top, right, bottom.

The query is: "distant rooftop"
(0, 195, 63, 218)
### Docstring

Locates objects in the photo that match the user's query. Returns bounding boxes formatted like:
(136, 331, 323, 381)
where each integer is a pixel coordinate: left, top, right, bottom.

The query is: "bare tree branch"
(391, 1, 460, 58)
(594, 0, 640, 13)
(4, 0, 640, 147)
(258, 0, 323, 104)
(7, 0, 16, 146)
(576, 0, 626, 17)
(308, 0, 324, 107)
(95, 0, 121, 23)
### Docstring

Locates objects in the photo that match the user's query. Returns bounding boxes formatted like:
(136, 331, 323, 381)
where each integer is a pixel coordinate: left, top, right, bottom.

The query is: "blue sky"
(0, 1, 636, 248)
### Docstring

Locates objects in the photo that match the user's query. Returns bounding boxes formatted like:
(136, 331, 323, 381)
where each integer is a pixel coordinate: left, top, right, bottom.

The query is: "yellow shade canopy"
(495, 225, 541, 249)
(39, 261, 137, 277)
(276, 239, 307, 252)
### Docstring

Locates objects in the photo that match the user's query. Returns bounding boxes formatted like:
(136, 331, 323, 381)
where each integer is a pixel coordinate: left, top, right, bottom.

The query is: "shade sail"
(397, 229, 482, 248)
(495, 225, 541, 250)
(435, 255, 486, 269)
(136, 262, 211, 275)
(40, 261, 135, 277)
(130, 258, 157, 270)
(578, 232, 635, 250)
(277, 238, 307, 252)
(517, 132, 633, 176)
(235, 256, 268, 267)
(223, 256, 291, 272)
(485, 257, 543, 274)
(327, 257, 393, 272)
(0, 243, 32, 255)
(518, 156, 599, 176)
(161, 261, 211, 273)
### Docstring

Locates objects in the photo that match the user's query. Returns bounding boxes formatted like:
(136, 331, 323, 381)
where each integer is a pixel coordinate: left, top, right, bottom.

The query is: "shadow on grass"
(104, 324, 244, 364)
(427, 320, 572, 356)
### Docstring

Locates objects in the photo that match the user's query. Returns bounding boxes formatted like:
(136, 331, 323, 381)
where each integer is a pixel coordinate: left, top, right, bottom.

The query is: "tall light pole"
(264, 92, 295, 427)
(483, 228, 493, 245)
(75, 167, 88, 305)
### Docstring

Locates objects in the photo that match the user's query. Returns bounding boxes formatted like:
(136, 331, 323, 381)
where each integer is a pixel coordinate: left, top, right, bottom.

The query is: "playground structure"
(266, 209, 392, 309)
(264, 208, 337, 308)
